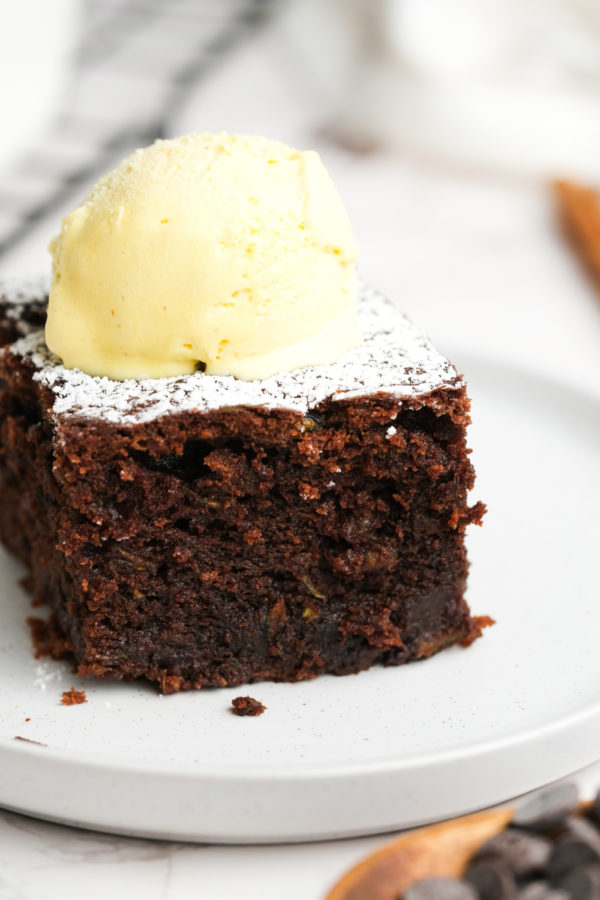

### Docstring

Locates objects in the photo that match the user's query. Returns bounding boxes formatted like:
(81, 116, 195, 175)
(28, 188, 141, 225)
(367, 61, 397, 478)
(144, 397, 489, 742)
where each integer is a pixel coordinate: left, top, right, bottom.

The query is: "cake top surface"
(2, 280, 460, 424)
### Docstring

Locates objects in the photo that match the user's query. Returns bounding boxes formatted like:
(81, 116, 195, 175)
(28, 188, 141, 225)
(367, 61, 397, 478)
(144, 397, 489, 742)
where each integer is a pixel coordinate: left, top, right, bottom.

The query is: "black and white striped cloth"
(0, 0, 273, 258)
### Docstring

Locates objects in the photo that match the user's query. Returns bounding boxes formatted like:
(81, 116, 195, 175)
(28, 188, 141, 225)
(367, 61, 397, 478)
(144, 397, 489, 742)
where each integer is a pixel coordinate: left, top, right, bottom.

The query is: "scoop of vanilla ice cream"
(46, 133, 361, 380)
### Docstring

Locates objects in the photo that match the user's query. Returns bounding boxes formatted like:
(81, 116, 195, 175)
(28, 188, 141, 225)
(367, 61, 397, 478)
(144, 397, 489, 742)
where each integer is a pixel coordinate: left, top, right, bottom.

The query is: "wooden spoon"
(325, 807, 514, 900)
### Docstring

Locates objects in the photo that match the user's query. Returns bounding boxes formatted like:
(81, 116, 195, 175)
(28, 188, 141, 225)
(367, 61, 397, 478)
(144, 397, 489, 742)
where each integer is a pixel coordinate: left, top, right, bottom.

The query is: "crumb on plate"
(61, 686, 87, 706)
(231, 696, 266, 717)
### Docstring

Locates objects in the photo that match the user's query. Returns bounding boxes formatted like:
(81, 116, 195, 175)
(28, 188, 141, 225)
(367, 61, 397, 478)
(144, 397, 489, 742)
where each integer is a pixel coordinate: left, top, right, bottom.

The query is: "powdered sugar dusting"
(6, 284, 460, 424)
(1, 276, 49, 336)
(1, 276, 48, 307)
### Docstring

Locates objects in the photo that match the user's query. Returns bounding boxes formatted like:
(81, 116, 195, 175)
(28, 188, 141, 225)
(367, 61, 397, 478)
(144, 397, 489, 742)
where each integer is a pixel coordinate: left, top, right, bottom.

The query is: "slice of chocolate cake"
(0, 282, 487, 693)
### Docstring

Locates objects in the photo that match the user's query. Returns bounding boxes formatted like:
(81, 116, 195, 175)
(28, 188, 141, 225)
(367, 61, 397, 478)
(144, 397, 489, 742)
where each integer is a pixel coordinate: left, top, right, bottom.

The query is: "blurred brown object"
(325, 807, 512, 900)
(554, 180, 600, 293)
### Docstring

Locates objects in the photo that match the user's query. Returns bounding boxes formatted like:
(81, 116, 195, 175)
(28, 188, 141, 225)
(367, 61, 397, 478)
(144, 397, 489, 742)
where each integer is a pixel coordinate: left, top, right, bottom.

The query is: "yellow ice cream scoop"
(46, 133, 361, 381)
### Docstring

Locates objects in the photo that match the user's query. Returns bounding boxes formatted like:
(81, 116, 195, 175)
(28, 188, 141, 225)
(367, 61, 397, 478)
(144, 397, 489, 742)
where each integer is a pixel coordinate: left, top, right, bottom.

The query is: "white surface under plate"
(1, 355, 599, 843)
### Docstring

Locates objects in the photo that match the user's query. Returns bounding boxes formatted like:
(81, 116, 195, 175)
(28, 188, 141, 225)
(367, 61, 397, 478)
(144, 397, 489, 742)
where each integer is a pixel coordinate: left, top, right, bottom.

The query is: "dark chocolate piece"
(589, 791, 600, 828)
(404, 878, 478, 900)
(476, 829, 553, 879)
(548, 820, 600, 882)
(465, 859, 517, 900)
(517, 882, 569, 900)
(555, 865, 600, 900)
(513, 784, 579, 833)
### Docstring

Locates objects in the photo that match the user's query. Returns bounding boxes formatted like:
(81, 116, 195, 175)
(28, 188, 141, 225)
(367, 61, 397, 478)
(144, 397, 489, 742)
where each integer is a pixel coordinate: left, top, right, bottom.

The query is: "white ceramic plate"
(1, 356, 600, 843)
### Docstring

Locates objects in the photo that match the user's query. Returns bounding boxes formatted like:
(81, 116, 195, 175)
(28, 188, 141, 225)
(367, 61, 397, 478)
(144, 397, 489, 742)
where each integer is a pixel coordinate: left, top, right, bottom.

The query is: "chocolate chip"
(548, 820, 600, 882)
(404, 877, 478, 900)
(513, 784, 579, 833)
(476, 829, 553, 878)
(555, 865, 600, 900)
(464, 859, 518, 900)
(567, 820, 600, 845)
(589, 791, 600, 828)
(517, 881, 570, 900)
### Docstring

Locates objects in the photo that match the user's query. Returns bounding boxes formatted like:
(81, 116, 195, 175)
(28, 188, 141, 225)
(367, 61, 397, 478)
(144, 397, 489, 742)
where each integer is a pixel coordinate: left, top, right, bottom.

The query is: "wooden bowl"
(325, 807, 515, 900)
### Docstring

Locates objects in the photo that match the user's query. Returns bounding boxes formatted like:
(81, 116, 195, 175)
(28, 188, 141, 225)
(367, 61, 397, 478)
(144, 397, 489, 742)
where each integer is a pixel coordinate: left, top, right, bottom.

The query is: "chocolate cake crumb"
(231, 696, 266, 717)
(14, 736, 47, 746)
(61, 687, 87, 706)
(461, 615, 496, 648)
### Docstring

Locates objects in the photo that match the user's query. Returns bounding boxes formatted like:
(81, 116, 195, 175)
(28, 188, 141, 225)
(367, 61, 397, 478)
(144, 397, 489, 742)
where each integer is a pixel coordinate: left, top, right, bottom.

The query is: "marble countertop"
(2, 765, 600, 900)
(0, 805, 389, 900)
(2, 16, 600, 900)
